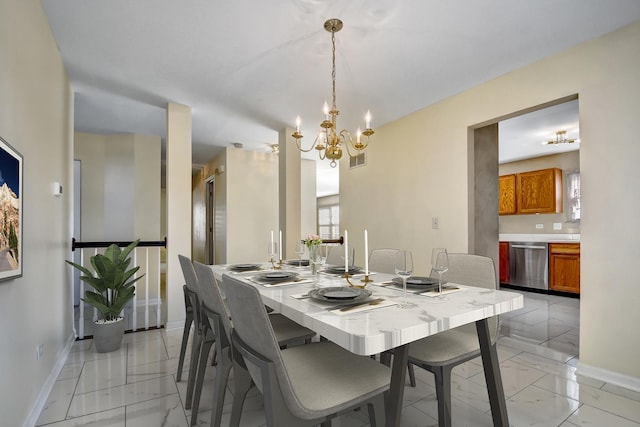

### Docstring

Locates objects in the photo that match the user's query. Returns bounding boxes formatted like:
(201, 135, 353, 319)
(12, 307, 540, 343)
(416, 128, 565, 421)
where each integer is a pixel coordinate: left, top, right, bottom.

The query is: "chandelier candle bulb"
(295, 115, 301, 133)
(323, 101, 330, 120)
(356, 128, 361, 143)
(365, 111, 371, 129)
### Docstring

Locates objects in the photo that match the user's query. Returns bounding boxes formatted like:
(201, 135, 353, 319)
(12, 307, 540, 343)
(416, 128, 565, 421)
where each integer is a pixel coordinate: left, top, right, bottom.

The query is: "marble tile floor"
(37, 291, 640, 427)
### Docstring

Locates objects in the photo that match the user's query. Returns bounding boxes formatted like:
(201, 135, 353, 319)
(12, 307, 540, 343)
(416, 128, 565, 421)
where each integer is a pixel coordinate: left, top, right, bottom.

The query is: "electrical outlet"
(535, 224, 544, 229)
(553, 222, 562, 230)
(432, 217, 439, 229)
(36, 344, 44, 360)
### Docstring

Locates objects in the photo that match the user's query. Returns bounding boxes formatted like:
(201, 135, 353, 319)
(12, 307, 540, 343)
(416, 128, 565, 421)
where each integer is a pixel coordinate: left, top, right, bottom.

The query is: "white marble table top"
(211, 264, 524, 356)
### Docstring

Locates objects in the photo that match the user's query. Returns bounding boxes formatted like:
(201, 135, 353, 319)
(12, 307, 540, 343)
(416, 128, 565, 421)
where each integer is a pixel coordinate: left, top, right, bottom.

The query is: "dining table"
(210, 262, 524, 427)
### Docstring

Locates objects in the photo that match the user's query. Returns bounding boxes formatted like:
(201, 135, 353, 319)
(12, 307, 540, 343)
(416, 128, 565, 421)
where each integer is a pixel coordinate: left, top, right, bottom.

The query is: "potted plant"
(67, 240, 144, 352)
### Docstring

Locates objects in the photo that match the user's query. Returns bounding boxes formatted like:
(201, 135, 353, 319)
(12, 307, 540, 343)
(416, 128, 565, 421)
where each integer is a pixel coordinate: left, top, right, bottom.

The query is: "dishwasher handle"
(511, 244, 547, 250)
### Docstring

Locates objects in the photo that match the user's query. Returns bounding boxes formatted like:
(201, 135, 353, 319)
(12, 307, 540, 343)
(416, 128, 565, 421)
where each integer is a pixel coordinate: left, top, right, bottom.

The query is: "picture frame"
(0, 136, 23, 282)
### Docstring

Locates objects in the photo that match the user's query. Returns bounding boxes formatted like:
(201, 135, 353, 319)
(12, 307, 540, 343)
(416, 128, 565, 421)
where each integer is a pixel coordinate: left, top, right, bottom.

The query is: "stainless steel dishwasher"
(509, 241, 548, 290)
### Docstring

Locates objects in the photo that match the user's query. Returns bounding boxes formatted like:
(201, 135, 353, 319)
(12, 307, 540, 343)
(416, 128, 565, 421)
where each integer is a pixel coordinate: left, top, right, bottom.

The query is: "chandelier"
(546, 130, 577, 145)
(292, 19, 374, 168)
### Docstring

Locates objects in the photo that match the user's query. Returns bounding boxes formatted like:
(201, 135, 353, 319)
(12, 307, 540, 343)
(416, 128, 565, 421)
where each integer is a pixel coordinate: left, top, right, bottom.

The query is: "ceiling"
(40, 1, 639, 175)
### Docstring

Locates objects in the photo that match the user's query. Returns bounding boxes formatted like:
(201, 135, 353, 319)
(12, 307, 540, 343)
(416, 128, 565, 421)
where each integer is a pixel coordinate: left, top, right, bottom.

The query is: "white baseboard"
(577, 362, 640, 393)
(23, 333, 76, 427)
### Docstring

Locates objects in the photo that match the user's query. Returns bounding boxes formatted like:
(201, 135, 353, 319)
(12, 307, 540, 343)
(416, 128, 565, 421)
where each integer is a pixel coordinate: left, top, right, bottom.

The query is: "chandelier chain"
(331, 30, 337, 111)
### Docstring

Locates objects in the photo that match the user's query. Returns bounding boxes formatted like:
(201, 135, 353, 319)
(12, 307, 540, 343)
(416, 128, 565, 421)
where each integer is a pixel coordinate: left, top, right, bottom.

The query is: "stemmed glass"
(395, 250, 416, 309)
(310, 245, 327, 285)
(296, 241, 306, 267)
(431, 248, 449, 294)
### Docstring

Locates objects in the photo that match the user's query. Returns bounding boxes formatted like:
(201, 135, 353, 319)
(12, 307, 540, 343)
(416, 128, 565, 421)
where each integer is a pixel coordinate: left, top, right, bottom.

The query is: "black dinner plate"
(309, 286, 372, 304)
(255, 271, 298, 282)
(324, 265, 363, 275)
(228, 263, 261, 272)
(285, 259, 310, 266)
(392, 276, 440, 289)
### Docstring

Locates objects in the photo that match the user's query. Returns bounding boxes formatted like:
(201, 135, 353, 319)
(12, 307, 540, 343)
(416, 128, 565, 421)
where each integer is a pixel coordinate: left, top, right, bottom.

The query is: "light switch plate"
(553, 222, 562, 230)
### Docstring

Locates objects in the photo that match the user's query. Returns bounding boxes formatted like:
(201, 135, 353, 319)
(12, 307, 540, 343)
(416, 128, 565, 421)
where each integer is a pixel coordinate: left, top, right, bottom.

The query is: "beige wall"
(301, 159, 317, 238)
(0, 1, 74, 425)
(74, 132, 161, 241)
(499, 151, 581, 234)
(341, 21, 640, 385)
(193, 148, 318, 265)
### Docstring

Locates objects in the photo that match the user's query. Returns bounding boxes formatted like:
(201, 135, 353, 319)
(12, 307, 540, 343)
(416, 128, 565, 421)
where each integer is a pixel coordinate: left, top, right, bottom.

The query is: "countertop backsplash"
(499, 233, 580, 243)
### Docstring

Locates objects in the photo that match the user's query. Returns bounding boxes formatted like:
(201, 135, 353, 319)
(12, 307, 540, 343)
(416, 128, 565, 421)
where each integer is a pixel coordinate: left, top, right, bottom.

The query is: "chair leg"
(230, 360, 253, 427)
(408, 363, 417, 387)
(185, 327, 202, 409)
(190, 331, 214, 426)
(176, 314, 193, 382)
(211, 347, 232, 427)
(433, 365, 453, 427)
(366, 393, 386, 427)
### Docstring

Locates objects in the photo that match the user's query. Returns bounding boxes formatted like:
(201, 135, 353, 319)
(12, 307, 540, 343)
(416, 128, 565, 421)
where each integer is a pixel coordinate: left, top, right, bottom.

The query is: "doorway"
(471, 95, 581, 359)
(206, 177, 215, 264)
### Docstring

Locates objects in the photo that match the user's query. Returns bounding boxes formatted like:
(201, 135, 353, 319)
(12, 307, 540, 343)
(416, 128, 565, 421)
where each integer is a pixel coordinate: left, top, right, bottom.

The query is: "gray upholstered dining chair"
(325, 245, 355, 267)
(368, 248, 399, 274)
(190, 262, 317, 427)
(407, 253, 499, 427)
(220, 273, 391, 427)
(177, 255, 210, 414)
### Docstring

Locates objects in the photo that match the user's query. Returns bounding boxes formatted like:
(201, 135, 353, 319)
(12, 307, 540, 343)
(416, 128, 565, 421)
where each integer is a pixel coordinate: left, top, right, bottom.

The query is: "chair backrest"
(193, 262, 233, 338)
(368, 248, 399, 274)
(434, 253, 499, 341)
(325, 245, 355, 267)
(178, 254, 199, 293)
(436, 253, 496, 290)
(220, 274, 300, 412)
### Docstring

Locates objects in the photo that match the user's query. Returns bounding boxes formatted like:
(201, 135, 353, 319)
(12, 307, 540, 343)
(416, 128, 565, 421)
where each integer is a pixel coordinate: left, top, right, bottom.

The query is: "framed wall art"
(0, 136, 23, 281)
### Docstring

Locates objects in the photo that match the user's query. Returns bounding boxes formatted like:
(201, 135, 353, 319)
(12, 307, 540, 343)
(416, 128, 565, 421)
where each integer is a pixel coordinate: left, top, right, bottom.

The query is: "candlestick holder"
(270, 258, 283, 270)
(344, 272, 372, 289)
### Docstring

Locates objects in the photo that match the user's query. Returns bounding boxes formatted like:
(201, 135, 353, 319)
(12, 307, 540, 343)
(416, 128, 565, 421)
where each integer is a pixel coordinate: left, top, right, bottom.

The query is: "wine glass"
(431, 248, 449, 294)
(310, 245, 327, 284)
(395, 250, 416, 309)
(296, 241, 306, 266)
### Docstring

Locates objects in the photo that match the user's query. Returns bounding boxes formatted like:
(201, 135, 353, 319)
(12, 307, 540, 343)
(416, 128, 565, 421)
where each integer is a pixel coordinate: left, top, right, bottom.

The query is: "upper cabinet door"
(516, 168, 563, 214)
(499, 174, 517, 215)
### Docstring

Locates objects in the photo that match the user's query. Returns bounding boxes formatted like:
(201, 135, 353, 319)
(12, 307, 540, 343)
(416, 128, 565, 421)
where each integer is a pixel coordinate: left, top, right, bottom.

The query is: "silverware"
(339, 298, 384, 312)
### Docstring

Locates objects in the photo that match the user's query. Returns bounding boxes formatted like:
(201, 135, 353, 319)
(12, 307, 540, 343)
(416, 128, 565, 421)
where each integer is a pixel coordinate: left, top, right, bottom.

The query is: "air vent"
(349, 153, 366, 169)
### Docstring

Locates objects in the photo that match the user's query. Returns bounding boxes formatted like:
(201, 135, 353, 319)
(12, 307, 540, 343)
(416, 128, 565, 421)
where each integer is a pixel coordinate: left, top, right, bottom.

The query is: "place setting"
(248, 270, 313, 287)
(292, 285, 396, 314)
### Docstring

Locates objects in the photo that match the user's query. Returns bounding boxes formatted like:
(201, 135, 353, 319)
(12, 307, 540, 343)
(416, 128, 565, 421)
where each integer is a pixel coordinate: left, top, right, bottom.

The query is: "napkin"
(248, 278, 313, 287)
(419, 286, 463, 297)
(330, 300, 397, 315)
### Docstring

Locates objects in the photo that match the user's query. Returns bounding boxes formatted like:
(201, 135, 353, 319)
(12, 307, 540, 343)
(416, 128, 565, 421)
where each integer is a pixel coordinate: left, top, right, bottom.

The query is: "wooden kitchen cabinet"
(499, 174, 517, 215)
(516, 168, 563, 214)
(549, 243, 580, 293)
(499, 241, 510, 284)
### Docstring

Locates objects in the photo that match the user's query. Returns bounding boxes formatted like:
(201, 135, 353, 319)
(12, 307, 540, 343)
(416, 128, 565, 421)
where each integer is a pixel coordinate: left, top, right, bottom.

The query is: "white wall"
(0, 1, 74, 425)
(226, 148, 279, 263)
(341, 20, 640, 385)
(301, 159, 317, 238)
(74, 132, 161, 241)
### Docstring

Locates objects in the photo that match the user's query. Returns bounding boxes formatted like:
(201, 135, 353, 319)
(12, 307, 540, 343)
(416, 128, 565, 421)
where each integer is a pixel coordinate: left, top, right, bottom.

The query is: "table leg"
(476, 319, 509, 427)
(385, 344, 409, 427)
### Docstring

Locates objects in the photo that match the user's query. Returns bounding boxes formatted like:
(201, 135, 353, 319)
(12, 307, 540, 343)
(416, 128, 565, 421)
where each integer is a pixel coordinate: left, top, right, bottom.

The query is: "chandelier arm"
(294, 137, 320, 153)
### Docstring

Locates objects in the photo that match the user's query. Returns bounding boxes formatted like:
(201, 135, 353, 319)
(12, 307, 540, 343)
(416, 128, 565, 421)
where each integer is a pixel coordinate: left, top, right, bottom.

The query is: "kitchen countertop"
(499, 233, 580, 243)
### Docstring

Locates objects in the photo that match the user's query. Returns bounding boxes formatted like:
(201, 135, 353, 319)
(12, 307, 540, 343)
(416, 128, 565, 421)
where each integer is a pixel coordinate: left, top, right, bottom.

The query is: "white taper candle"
(364, 229, 369, 275)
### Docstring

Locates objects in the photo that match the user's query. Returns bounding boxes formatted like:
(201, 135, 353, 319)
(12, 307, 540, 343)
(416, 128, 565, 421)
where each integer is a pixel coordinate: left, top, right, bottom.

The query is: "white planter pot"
(93, 317, 125, 353)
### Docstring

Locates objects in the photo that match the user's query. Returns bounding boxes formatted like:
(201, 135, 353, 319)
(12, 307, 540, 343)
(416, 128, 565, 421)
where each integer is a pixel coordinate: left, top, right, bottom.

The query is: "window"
(567, 171, 581, 222)
(318, 204, 339, 239)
